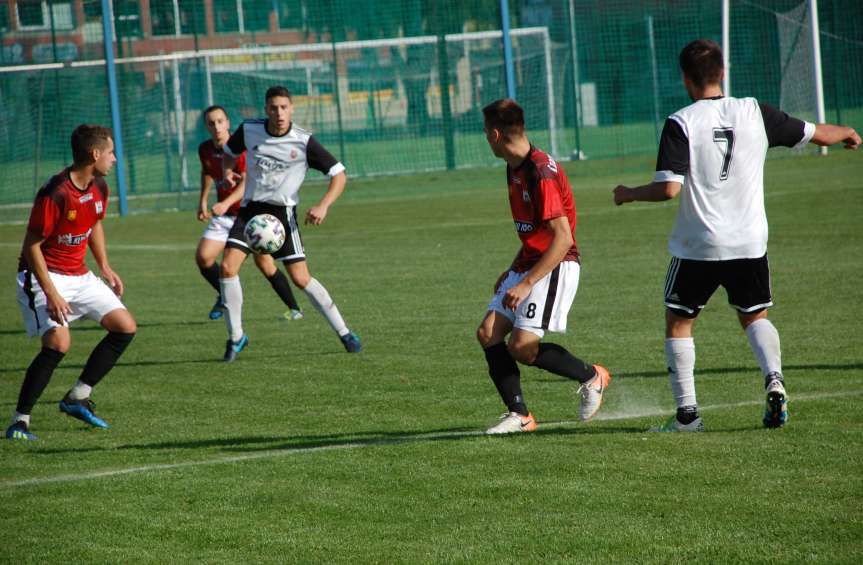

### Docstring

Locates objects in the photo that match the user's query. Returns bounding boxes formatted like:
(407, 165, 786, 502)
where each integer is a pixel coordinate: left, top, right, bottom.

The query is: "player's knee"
(195, 253, 211, 269)
(507, 339, 536, 365)
(290, 270, 311, 288)
(476, 325, 494, 347)
(738, 309, 768, 330)
(220, 262, 238, 278)
(43, 330, 71, 353)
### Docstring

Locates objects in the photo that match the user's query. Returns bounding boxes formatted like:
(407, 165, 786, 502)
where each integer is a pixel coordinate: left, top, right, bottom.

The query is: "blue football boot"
(340, 331, 363, 353)
(223, 334, 249, 362)
(208, 297, 226, 321)
(59, 394, 110, 429)
(5, 421, 38, 441)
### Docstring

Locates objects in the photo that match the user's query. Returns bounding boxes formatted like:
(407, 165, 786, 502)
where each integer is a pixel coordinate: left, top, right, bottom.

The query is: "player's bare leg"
(286, 260, 360, 352)
(655, 309, 703, 432)
(508, 328, 610, 421)
(59, 308, 136, 428)
(220, 247, 250, 361)
(196, 237, 227, 319)
(253, 253, 302, 320)
(478, 311, 536, 433)
(739, 310, 787, 428)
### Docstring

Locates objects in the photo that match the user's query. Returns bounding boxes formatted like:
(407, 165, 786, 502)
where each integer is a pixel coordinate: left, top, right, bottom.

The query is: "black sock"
(268, 270, 300, 310)
(531, 343, 596, 383)
(676, 405, 699, 425)
(483, 343, 528, 415)
(16, 347, 65, 414)
(79, 332, 136, 387)
(199, 263, 222, 294)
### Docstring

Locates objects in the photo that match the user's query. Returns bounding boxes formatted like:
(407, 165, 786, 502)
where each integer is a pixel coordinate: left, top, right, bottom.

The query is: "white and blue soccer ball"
(243, 213, 286, 254)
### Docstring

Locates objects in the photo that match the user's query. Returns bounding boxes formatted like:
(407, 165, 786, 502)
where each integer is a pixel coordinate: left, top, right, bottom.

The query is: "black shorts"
(226, 201, 306, 263)
(664, 254, 773, 319)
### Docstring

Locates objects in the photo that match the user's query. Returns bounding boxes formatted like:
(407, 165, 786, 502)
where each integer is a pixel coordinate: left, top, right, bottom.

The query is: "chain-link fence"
(1, 0, 861, 219)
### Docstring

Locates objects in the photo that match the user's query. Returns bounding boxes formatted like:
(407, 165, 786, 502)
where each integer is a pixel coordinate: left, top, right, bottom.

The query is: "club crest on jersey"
(78, 193, 93, 204)
(514, 221, 534, 233)
(66, 209, 77, 221)
(290, 149, 298, 159)
(57, 228, 92, 246)
(95, 201, 103, 214)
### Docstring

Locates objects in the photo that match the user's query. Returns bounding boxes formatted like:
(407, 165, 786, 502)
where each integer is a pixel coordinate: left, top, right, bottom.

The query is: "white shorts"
(16, 270, 126, 337)
(201, 214, 237, 243)
(488, 261, 581, 338)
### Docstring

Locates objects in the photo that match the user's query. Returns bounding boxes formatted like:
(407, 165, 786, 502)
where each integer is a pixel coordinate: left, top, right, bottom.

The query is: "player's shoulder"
(240, 118, 267, 132)
(93, 176, 109, 199)
(36, 169, 71, 202)
(198, 139, 213, 154)
(291, 124, 313, 142)
(527, 146, 562, 180)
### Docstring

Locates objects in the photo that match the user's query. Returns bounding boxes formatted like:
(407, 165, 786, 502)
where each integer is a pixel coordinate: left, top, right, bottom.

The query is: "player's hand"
(45, 292, 72, 325)
(197, 203, 210, 222)
(223, 171, 242, 189)
(493, 270, 509, 293)
(101, 267, 125, 298)
(503, 280, 531, 311)
(212, 201, 229, 217)
(305, 204, 329, 225)
(844, 129, 861, 150)
(613, 185, 633, 206)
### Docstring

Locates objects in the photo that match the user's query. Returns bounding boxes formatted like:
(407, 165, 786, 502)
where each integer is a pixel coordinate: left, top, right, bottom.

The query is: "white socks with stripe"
(665, 337, 696, 409)
(302, 278, 349, 337)
(745, 318, 782, 378)
(220, 276, 244, 342)
(69, 381, 93, 400)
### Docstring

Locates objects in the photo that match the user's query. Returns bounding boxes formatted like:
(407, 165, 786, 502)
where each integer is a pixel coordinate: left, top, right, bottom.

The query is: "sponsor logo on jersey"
(514, 221, 534, 233)
(78, 193, 93, 204)
(95, 201, 103, 215)
(57, 228, 92, 246)
(512, 176, 522, 185)
(66, 209, 77, 221)
(522, 190, 530, 202)
(256, 153, 291, 173)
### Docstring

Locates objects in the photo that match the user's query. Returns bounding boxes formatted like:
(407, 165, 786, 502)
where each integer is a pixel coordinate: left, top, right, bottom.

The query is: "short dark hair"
(265, 86, 292, 103)
(482, 99, 525, 136)
(71, 124, 112, 165)
(679, 39, 724, 88)
(202, 105, 227, 122)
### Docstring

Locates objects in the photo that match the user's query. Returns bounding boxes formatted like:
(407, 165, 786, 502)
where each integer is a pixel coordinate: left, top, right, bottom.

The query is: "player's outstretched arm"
(613, 181, 681, 206)
(22, 230, 71, 323)
(305, 171, 346, 226)
(89, 221, 124, 297)
(222, 152, 242, 188)
(811, 124, 861, 149)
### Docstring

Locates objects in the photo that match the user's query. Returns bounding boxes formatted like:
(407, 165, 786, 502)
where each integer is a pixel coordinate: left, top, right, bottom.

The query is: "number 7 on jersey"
(713, 127, 735, 181)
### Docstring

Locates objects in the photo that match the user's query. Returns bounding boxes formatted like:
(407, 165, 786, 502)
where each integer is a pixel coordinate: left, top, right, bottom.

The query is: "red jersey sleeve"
(198, 142, 207, 166)
(27, 195, 62, 239)
(537, 176, 566, 221)
(236, 152, 247, 174)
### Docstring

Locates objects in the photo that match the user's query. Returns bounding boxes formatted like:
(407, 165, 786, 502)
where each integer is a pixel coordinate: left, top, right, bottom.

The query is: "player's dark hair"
(482, 99, 525, 136)
(202, 105, 228, 122)
(679, 39, 724, 88)
(70, 124, 113, 166)
(265, 85, 293, 102)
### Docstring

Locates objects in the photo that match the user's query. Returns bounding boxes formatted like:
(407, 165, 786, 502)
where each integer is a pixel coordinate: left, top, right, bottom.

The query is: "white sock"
(220, 276, 244, 342)
(665, 337, 696, 409)
(11, 412, 30, 427)
(745, 318, 782, 380)
(69, 381, 93, 400)
(303, 278, 349, 337)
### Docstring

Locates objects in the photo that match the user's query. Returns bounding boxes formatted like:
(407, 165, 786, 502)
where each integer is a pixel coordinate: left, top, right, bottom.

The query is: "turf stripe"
(3, 390, 860, 489)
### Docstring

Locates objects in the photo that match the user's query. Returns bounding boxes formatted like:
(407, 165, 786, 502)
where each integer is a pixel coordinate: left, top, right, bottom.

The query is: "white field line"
(3, 390, 860, 489)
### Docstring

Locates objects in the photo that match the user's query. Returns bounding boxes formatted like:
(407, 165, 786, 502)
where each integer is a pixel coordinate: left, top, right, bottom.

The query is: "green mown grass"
(0, 150, 861, 563)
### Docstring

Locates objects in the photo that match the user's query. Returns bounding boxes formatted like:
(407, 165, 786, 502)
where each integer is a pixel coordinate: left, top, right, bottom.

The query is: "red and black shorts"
(663, 254, 773, 319)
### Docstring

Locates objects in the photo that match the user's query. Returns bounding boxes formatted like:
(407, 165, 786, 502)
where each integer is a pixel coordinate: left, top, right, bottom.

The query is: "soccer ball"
(243, 214, 286, 254)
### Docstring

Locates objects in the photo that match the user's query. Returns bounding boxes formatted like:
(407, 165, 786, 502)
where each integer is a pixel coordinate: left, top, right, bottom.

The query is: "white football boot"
(578, 365, 612, 421)
(485, 412, 537, 435)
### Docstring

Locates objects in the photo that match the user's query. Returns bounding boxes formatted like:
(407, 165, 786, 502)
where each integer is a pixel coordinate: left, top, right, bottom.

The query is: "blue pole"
(500, 0, 516, 100)
(101, 0, 129, 216)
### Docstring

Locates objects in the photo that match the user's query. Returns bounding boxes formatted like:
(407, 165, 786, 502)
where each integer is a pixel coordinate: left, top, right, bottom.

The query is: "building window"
(152, 0, 206, 36)
(16, 1, 75, 31)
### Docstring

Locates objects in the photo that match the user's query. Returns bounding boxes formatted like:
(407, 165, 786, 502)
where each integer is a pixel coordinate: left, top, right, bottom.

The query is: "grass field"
(1, 151, 861, 563)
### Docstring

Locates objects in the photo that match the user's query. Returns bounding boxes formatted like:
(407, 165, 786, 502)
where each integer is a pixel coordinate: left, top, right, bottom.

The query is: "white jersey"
(224, 120, 345, 207)
(654, 96, 814, 260)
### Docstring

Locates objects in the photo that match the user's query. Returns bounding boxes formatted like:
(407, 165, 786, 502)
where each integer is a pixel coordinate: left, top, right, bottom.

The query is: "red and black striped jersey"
(19, 169, 109, 276)
(507, 146, 579, 272)
(198, 139, 247, 217)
